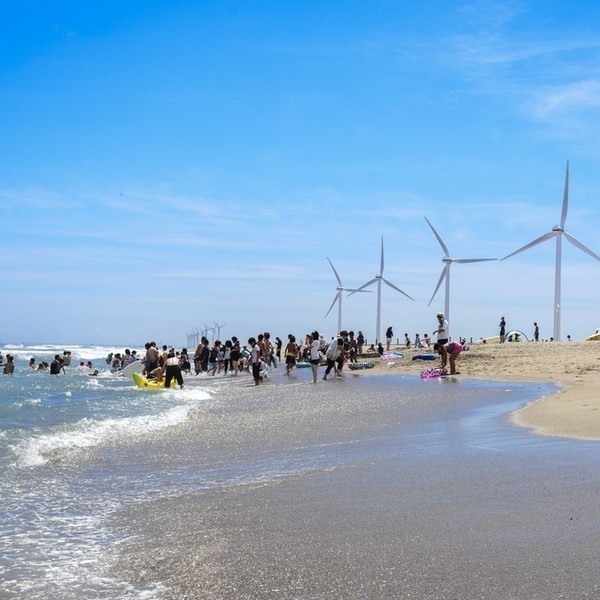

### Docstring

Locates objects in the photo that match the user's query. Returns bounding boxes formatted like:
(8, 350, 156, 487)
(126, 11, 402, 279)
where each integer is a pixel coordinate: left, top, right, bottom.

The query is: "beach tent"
(477, 330, 530, 344)
(504, 330, 529, 342)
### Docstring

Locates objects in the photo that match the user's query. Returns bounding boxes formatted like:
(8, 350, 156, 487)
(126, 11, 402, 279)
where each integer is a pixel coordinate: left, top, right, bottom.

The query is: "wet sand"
(107, 371, 600, 599)
(365, 340, 600, 440)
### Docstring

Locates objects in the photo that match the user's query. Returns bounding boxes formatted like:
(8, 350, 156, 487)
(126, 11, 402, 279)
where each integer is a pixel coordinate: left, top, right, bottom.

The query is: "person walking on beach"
(308, 331, 321, 383)
(433, 312, 449, 368)
(263, 332, 277, 368)
(284, 335, 297, 375)
(499, 316, 506, 343)
(249, 337, 262, 385)
(230, 336, 241, 375)
(348, 330, 358, 363)
(385, 326, 393, 351)
(323, 336, 342, 380)
(534, 322, 539, 342)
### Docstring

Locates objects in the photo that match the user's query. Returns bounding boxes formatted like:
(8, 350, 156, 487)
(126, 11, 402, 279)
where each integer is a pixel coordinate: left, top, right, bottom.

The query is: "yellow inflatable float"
(132, 372, 178, 389)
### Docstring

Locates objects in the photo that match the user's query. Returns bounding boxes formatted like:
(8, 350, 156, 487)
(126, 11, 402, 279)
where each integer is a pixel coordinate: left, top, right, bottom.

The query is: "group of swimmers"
(1, 351, 76, 375)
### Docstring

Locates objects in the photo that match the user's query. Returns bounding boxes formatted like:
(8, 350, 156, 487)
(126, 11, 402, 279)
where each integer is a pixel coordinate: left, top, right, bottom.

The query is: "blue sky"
(3, 0, 600, 346)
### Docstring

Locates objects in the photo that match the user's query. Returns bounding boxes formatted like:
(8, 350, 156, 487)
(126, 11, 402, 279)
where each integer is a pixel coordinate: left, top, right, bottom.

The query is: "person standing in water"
(164, 349, 184, 389)
(249, 337, 262, 385)
(308, 331, 321, 383)
(4, 354, 15, 375)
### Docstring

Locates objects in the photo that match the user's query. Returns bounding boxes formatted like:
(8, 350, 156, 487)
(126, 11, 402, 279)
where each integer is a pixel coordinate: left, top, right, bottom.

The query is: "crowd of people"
(1, 313, 466, 382)
(129, 329, 377, 387)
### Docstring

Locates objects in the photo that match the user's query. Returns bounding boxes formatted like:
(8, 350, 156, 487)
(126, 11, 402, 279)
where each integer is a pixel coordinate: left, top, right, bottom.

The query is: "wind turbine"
(203, 322, 215, 343)
(425, 217, 497, 338)
(349, 237, 414, 343)
(324, 258, 370, 334)
(213, 321, 226, 340)
(502, 161, 600, 341)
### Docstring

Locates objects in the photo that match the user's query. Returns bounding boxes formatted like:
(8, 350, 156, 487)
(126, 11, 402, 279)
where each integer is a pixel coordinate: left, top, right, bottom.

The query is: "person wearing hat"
(433, 312, 449, 369)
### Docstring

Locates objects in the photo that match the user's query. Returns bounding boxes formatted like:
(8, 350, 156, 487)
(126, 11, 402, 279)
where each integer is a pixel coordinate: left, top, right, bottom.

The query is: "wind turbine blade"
(453, 258, 497, 264)
(327, 257, 342, 287)
(561, 160, 569, 228)
(563, 231, 600, 262)
(428, 265, 449, 306)
(325, 291, 341, 318)
(342, 288, 372, 294)
(347, 278, 377, 296)
(381, 277, 414, 301)
(380, 237, 385, 275)
(501, 232, 557, 260)
(424, 217, 450, 257)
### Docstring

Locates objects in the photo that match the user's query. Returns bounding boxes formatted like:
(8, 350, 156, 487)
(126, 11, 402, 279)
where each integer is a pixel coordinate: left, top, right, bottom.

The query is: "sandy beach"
(106, 363, 600, 599)
(363, 340, 600, 441)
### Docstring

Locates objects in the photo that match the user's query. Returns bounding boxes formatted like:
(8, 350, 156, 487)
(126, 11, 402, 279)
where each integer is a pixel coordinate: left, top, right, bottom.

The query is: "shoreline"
(107, 365, 600, 599)
(355, 340, 600, 441)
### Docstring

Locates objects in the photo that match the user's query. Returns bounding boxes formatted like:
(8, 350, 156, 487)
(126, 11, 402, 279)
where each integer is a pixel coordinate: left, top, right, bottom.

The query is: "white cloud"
(532, 80, 600, 119)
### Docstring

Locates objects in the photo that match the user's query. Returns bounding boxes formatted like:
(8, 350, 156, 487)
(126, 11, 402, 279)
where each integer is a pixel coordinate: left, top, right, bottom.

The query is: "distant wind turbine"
(502, 161, 600, 341)
(213, 321, 226, 340)
(324, 258, 370, 334)
(349, 237, 414, 343)
(203, 322, 215, 343)
(425, 217, 497, 338)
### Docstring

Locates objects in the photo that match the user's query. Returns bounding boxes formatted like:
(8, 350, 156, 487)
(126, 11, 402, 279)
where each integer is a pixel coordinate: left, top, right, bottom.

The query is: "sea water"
(0, 344, 557, 599)
(0, 344, 216, 599)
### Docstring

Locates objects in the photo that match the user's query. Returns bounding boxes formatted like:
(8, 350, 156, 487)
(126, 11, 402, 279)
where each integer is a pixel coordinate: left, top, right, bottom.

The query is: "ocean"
(0, 344, 213, 599)
(1, 343, 594, 599)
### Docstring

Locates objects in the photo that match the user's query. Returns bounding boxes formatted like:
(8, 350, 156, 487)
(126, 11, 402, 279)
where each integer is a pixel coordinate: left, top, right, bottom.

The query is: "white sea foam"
(14, 398, 207, 467)
(2, 343, 144, 363)
(1, 496, 166, 600)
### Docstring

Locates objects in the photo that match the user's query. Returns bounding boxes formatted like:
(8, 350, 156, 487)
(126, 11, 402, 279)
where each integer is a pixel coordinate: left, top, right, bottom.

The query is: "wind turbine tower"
(425, 217, 497, 339)
(214, 321, 226, 340)
(502, 161, 600, 341)
(350, 237, 414, 343)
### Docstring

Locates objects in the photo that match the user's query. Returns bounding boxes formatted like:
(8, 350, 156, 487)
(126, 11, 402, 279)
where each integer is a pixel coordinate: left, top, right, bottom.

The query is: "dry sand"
(362, 340, 600, 441)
